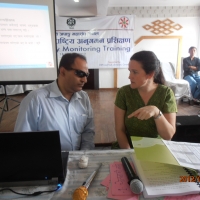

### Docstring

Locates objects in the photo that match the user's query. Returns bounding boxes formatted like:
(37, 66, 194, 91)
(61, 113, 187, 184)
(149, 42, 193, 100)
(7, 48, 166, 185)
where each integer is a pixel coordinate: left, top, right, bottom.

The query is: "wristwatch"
(154, 110, 162, 120)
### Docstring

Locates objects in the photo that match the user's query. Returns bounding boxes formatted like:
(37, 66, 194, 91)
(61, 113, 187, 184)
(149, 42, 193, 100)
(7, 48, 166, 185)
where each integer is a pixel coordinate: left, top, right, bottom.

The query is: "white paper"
(162, 140, 200, 172)
(131, 154, 200, 198)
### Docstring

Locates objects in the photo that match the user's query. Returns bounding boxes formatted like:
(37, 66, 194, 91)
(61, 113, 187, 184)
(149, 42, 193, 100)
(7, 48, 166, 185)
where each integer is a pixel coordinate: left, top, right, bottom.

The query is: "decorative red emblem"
(118, 16, 129, 28)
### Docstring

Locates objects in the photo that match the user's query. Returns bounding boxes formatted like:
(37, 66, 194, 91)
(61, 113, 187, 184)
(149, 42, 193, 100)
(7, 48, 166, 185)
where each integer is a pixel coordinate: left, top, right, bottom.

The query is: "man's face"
(61, 57, 89, 93)
(189, 48, 196, 57)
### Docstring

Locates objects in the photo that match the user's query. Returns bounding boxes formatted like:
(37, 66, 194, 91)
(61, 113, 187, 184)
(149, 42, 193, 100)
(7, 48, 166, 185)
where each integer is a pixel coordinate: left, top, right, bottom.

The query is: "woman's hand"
(128, 106, 159, 120)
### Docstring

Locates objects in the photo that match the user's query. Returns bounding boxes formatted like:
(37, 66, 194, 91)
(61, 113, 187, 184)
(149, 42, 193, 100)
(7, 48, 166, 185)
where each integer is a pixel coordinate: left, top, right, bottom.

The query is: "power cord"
(0, 184, 62, 196)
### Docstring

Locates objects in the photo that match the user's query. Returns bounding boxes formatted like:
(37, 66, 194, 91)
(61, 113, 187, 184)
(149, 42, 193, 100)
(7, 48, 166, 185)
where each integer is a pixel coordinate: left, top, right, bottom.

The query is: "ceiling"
(55, 0, 200, 17)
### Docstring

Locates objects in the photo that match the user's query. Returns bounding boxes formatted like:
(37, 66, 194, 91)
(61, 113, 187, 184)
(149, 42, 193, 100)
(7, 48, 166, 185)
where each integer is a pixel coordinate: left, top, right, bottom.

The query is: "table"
(1, 150, 197, 200)
(52, 149, 165, 200)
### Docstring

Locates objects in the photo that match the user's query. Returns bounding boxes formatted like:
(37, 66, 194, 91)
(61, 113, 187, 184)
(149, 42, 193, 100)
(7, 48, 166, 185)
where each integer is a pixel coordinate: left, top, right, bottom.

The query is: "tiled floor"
(87, 89, 117, 145)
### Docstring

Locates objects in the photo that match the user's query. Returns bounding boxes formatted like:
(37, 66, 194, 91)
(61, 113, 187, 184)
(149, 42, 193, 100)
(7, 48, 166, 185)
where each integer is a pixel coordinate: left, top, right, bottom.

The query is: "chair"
(0, 85, 24, 95)
(160, 62, 192, 102)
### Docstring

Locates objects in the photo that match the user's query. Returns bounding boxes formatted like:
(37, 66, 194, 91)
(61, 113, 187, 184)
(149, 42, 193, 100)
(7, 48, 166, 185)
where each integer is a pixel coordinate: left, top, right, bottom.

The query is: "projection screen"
(0, 0, 57, 83)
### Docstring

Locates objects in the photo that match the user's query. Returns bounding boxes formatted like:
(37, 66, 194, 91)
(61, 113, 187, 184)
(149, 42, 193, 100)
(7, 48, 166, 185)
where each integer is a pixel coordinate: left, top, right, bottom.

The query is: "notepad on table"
(131, 153, 200, 198)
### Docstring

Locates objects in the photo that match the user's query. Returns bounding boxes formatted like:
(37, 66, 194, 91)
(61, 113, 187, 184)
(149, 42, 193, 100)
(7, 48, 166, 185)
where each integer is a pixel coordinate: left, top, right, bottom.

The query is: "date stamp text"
(180, 176, 200, 182)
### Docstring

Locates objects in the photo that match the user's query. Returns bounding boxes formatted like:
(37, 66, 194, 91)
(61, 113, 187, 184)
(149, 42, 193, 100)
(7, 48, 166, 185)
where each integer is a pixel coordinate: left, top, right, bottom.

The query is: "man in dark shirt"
(183, 46, 200, 100)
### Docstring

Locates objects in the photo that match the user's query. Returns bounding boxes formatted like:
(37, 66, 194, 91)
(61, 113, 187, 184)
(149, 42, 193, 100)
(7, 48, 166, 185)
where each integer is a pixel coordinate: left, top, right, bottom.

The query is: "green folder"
(131, 136, 180, 166)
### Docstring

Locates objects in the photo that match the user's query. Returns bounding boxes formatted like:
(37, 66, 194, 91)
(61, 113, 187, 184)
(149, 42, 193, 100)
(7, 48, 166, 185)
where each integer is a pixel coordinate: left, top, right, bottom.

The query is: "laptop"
(0, 130, 68, 187)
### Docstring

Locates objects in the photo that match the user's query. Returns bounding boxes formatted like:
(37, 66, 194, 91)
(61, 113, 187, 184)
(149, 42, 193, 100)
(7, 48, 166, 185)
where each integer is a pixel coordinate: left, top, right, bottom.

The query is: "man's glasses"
(69, 68, 89, 78)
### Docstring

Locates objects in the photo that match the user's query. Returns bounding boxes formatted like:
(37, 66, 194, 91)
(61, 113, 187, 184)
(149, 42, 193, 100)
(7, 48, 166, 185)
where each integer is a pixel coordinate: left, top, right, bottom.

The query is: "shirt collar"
(49, 80, 62, 98)
(73, 92, 82, 100)
(49, 80, 82, 100)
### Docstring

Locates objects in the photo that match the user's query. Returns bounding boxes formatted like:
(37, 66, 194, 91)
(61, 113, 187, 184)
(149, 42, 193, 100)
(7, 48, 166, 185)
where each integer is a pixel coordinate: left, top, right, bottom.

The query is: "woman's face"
(128, 60, 151, 89)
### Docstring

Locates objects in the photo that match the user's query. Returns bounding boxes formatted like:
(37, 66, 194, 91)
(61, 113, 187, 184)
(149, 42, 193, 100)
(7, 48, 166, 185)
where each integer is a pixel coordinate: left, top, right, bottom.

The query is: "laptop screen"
(0, 131, 67, 186)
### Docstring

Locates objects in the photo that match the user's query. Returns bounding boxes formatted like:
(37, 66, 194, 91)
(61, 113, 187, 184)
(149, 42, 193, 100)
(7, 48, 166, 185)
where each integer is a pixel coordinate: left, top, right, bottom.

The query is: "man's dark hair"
(188, 46, 197, 52)
(58, 53, 87, 71)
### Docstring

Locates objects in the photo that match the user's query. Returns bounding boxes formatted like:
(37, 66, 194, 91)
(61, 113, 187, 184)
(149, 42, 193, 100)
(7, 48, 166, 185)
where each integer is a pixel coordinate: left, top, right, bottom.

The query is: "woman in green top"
(115, 51, 177, 149)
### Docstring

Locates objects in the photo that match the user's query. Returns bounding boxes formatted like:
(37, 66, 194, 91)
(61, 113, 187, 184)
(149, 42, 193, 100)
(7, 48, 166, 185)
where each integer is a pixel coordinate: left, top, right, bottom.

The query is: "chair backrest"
(169, 62, 176, 76)
(160, 62, 176, 82)
(180, 57, 184, 78)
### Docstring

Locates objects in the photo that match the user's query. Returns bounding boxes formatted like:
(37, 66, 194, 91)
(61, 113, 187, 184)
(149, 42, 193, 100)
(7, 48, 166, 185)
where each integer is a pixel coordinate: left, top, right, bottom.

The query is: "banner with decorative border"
(56, 15, 134, 69)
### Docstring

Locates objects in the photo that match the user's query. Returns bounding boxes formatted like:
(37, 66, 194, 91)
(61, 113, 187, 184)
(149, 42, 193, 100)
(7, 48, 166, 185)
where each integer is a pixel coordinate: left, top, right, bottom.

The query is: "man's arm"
(196, 58, 200, 71)
(80, 97, 95, 150)
(183, 57, 199, 72)
(14, 93, 38, 132)
(80, 118, 95, 150)
(183, 58, 191, 72)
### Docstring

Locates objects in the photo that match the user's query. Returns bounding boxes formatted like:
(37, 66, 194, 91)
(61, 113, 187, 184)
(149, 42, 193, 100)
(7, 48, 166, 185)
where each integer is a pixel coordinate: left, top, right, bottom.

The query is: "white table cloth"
(52, 150, 165, 200)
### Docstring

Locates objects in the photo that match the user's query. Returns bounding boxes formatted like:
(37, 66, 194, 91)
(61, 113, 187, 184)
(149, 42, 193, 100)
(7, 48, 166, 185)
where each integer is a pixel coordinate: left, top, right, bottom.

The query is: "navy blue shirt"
(183, 56, 200, 77)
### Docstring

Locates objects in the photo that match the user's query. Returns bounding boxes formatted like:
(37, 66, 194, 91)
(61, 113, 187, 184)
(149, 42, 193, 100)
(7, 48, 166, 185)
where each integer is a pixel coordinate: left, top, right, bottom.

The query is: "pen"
(82, 163, 102, 189)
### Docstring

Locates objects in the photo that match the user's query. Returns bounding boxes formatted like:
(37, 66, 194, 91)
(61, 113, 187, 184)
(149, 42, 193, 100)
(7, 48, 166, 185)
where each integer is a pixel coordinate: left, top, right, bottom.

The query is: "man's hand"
(190, 66, 198, 71)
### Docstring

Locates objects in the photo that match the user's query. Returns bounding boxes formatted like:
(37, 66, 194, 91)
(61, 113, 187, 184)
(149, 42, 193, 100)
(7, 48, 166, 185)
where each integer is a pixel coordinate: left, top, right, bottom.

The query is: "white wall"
(99, 69, 114, 88)
(117, 68, 130, 88)
(98, 16, 200, 88)
(134, 17, 200, 57)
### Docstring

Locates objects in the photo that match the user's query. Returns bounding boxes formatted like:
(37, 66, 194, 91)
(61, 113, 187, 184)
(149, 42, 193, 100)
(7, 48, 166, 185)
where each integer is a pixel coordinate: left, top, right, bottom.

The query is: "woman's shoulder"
(117, 85, 136, 97)
(118, 84, 131, 92)
(156, 84, 174, 98)
(157, 84, 172, 92)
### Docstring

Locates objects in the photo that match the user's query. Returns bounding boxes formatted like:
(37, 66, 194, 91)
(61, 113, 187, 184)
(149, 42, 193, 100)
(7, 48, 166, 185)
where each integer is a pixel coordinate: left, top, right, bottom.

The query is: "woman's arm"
(114, 105, 131, 149)
(128, 106, 176, 140)
(154, 112, 176, 140)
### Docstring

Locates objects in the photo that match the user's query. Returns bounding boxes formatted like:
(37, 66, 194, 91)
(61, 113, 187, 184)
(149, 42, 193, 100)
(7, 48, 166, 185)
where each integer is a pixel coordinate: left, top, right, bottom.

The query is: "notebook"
(0, 130, 68, 187)
(131, 153, 200, 198)
(131, 136, 200, 172)
(130, 136, 200, 198)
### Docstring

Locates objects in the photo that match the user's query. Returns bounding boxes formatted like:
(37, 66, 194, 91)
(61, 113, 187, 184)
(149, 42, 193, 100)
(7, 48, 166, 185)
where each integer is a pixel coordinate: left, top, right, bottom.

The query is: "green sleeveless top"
(115, 84, 177, 138)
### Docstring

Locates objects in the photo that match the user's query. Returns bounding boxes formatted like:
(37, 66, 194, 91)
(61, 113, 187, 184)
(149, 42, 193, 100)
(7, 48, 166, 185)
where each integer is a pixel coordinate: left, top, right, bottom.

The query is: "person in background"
(114, 51, 177, 149)
(183, 46, 200, 101)
(14, 53, 95, 151)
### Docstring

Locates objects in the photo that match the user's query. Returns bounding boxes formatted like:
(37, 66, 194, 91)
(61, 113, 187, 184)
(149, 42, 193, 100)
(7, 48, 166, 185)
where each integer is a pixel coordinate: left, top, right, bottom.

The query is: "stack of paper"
(101, 161, 139, 200)
(131, 137, 200, 198)
(131, 136, 200, 171)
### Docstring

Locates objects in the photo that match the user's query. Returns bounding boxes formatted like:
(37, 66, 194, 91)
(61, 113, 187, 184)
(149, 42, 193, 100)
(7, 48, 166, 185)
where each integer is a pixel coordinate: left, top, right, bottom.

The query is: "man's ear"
(59, 67, 66, 76)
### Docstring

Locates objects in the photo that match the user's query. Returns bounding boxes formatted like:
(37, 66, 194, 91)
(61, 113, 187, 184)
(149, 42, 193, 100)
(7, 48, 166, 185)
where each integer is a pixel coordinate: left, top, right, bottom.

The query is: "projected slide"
(0, 3, 54, 69)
